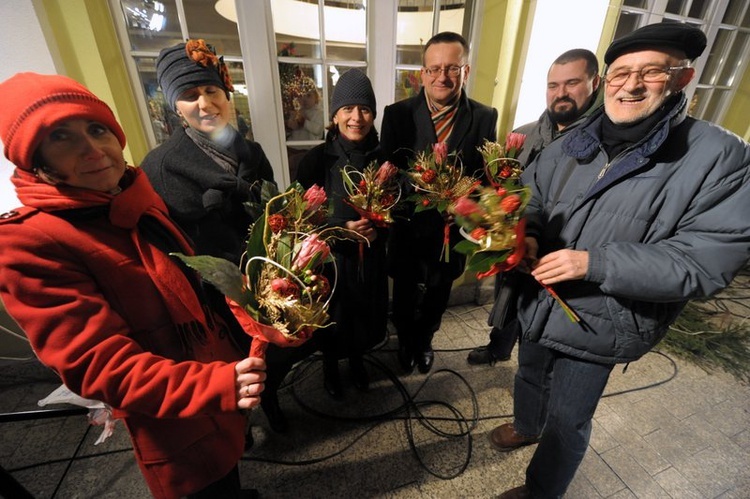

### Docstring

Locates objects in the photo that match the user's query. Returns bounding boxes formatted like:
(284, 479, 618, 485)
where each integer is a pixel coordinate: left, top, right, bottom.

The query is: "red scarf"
(12, 167, 210, 332)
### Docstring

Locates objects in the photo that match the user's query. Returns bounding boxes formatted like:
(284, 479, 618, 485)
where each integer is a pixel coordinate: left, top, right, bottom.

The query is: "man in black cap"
(490, 22, 750, 498)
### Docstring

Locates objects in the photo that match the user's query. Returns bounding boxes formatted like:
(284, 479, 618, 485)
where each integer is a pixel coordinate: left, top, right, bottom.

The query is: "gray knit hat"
(330, 69, 376, 119)
(156, 39, 233, 110)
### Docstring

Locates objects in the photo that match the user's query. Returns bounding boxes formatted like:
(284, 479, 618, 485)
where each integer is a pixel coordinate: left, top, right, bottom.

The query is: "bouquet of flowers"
(341, 160, 401, 227)
(478, 132, 526, 187)
(449, 183, 532, 279)
(450, 133, 580, 322)
(406, 142, 480, 261)
(341, 160, 401, 278)
(175, 183, 350, 358)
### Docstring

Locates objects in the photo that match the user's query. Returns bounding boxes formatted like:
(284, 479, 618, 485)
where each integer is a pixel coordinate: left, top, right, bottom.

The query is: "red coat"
(0, 168, 246, 498)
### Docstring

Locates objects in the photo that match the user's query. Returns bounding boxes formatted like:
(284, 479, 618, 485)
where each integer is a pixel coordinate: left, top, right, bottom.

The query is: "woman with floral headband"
(141, 39, 311, 436)
(0, 72, 265, 498)
(296, 69, 390, 398)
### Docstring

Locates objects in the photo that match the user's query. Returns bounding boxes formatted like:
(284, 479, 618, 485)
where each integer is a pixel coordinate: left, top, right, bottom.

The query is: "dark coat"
(296, 131, 389, 357)
(380, 89, 498, 281)
(519, 93, 750, 363)
(141, 126, 275, 264)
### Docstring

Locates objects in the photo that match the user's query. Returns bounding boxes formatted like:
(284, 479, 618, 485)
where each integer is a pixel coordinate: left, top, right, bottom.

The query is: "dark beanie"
(604, 22, 707, 65)
(330, 69, 376, 119)
(156, 39, 234, 110)
(0, 72, 126, 171)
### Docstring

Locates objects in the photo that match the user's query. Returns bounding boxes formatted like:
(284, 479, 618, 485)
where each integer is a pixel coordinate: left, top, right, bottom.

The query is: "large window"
(111, 0, 254, 145)
(614, 0, 750, 124)
(111, 0, 481, 185)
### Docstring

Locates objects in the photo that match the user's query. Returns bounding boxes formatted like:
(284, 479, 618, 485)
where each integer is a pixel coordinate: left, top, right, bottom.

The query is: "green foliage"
(662, 301, 750, 383)
(171, 254, 255, 313)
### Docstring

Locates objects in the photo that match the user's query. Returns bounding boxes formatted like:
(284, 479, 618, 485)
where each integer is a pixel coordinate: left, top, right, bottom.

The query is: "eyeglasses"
(604, 66, 688, 87)
(422, 65, 466, 78)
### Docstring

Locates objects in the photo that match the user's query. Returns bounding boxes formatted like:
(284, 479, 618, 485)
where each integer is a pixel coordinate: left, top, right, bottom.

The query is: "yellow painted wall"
(38, 0, 149, 165)
(722, 64, 750, 141)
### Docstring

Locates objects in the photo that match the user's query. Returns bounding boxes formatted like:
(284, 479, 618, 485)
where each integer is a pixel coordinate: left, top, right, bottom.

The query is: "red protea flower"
(470, 227, 487, 240)
(422, 198, 431, 207)
(358, 179, 368, 194)
(380, 193, 395, 206)
(271, 277, 300, 298)
(312, 274, 331, 298)
(499, 162, 514, 179)
(496, 187, 507, 196)
(415, 164, 424, 172)
(268, 213, 287, 233)
(500, 194, 522, 213)
(421, 169, 437, 184)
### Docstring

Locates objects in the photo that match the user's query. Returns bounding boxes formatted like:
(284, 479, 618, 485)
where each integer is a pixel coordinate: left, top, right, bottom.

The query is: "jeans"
(513, 340, 614, 498)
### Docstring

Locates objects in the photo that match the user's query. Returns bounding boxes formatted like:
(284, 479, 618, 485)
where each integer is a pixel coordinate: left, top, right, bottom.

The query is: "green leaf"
(171, 253, 251, 307)
(466, 250, 511, 273)
(454, 239, 480, 255)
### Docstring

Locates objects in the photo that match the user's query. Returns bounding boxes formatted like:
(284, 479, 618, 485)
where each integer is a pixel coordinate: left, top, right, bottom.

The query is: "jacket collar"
(563, 91, 689, 161)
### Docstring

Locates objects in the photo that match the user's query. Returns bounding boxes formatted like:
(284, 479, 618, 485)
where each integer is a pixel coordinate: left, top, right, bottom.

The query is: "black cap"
(156, 39, 232, 110)
(604, 22, 707, 65)
(330, 69, 376, 119)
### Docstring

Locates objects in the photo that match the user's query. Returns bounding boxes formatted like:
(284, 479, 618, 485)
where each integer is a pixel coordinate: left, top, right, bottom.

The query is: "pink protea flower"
(505, 132, 526, 157)
(293, 233, 331, 271)
(374, 161, 398, 185)
(433, 142, 448, 166)
(303, 184, 327, 212)
(452, 196, 484, 218)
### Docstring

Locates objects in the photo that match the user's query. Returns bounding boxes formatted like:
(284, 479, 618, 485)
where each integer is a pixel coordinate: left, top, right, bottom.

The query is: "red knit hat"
(0, 72, 126, 171)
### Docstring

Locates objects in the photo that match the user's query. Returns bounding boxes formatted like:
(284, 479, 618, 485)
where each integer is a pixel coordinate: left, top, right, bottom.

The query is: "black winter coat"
(380, 89, 498, 281)
(296, 131, 389, 358)
(141, 126, 275, 265)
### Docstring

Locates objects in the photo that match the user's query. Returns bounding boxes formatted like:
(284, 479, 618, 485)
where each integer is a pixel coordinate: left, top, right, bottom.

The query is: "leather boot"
(489, 423, 540, 451)
(349, 356, 369, 392)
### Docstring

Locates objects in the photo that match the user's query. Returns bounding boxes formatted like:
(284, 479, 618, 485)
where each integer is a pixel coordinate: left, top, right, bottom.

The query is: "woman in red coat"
(0, 72, 265, 499)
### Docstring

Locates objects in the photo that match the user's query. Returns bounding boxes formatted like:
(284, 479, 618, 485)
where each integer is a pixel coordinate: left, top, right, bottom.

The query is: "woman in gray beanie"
(296, 69, 389, 398)
(140, 39, 314, 438)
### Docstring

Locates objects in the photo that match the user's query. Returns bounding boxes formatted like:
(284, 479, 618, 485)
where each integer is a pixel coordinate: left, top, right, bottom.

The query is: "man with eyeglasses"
(492, 23, 750, 499)
(380, 31, 497, 374)
(468, 48, 602, 367)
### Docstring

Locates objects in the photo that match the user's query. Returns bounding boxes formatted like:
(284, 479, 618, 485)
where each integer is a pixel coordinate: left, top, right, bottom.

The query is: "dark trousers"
(513, 340, 614, 498)
(391, 273, 453, 354)
(486, 272, 521, 358)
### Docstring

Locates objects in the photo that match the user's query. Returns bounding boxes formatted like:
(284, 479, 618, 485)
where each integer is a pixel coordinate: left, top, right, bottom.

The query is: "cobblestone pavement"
(1, 299, 748, 498)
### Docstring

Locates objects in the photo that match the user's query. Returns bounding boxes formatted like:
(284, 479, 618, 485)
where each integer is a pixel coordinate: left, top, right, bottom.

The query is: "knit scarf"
(185, 125, 239, 175)
(426, 93, 459, 143)
(12, 167, 212, 337)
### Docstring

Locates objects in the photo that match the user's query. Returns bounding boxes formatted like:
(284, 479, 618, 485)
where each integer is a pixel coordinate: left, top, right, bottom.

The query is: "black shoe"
(417, 350, 434, 374)
(323, 359, 344, 399)
(260, 394, 288, 433)
(467, 346, 510, 366)
(349, 357, 369, 392)
(398, 344, 415, 372)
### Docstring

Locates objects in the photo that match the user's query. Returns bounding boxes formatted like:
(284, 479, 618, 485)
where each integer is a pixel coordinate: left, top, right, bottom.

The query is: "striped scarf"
(426, 93, 460, 143)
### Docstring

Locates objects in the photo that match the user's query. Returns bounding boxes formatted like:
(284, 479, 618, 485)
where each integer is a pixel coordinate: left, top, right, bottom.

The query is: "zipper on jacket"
(597, 162, 610, 180)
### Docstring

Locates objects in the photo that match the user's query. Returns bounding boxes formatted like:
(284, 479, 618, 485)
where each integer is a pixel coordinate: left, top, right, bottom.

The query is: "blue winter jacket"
(517, 93, 750, 364)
